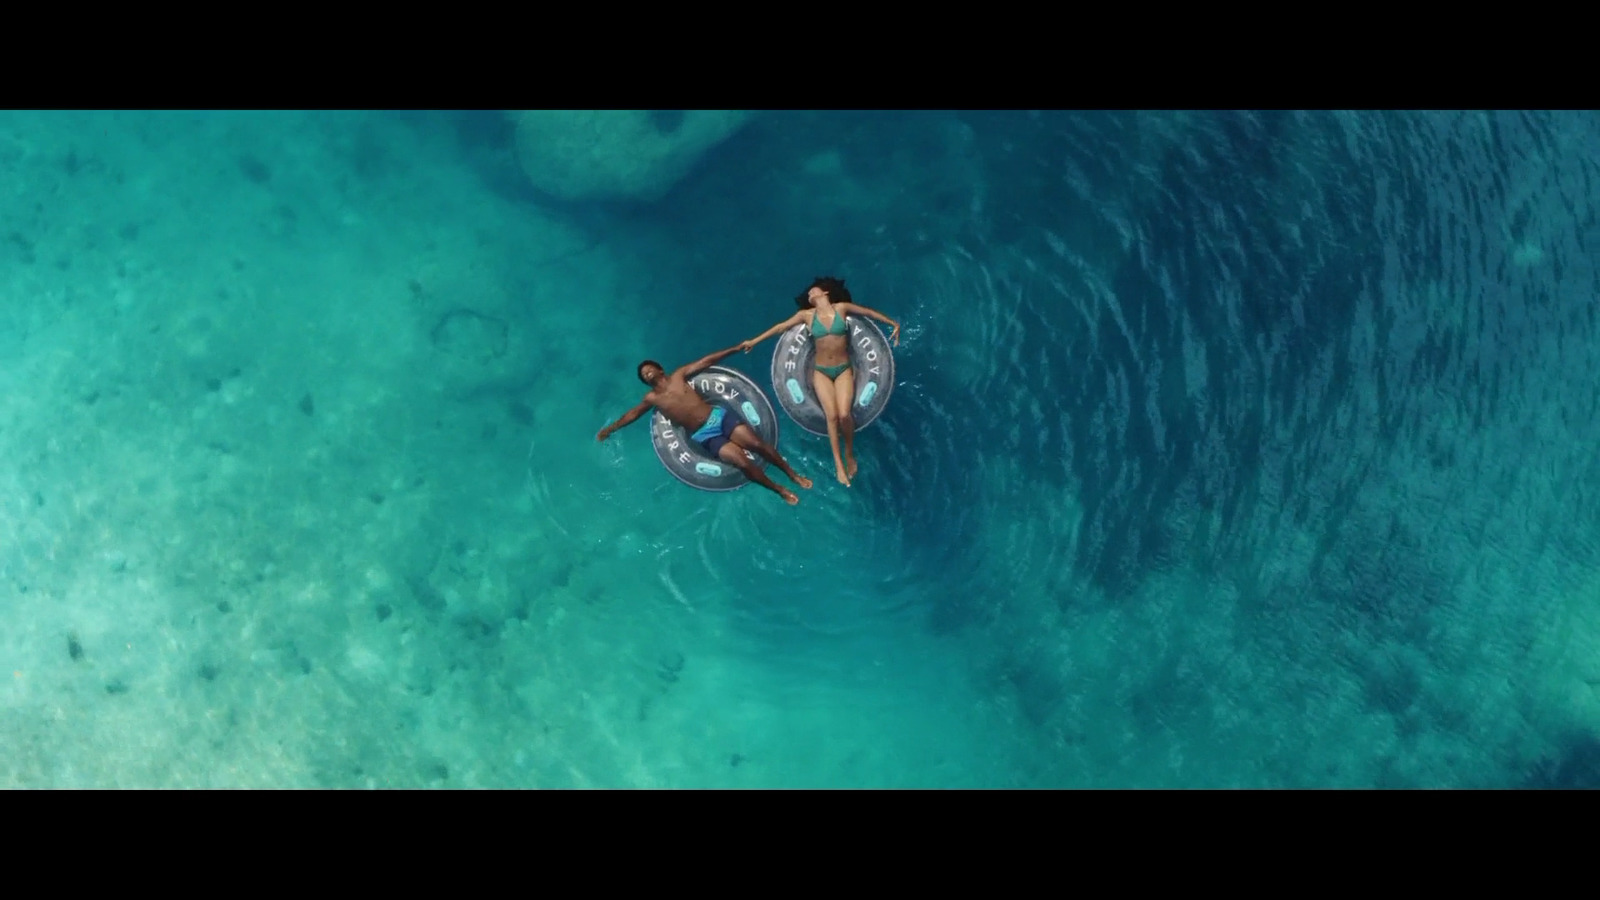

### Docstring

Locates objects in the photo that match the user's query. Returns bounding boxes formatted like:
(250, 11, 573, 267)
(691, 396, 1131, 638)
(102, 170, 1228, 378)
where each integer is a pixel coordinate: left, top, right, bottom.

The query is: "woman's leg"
(832, 367, 857, 480)
(813, 369, 849, 486)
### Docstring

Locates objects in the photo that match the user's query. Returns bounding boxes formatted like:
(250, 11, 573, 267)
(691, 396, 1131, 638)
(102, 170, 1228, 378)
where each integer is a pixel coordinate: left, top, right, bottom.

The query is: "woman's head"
(795, 275, 853, 309)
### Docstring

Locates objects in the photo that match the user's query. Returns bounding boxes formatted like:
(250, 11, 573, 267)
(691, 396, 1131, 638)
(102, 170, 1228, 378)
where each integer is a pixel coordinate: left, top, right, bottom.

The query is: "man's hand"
(599, 400, 652, 440)
(683, 344, 745, 378)
(740, 339, 755, 353)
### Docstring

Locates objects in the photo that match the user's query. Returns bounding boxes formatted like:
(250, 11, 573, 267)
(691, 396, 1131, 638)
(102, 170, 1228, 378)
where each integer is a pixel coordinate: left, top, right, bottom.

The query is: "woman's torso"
(809, 308, 850, 365)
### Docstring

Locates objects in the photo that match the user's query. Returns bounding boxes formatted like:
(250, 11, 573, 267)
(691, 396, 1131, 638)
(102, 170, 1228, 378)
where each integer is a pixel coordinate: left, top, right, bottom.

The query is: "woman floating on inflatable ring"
(741, 276, 900, 487)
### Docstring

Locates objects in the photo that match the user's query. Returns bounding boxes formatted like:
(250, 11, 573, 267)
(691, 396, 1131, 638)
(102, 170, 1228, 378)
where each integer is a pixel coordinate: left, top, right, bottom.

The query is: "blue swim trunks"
(689, 405, 743, 457)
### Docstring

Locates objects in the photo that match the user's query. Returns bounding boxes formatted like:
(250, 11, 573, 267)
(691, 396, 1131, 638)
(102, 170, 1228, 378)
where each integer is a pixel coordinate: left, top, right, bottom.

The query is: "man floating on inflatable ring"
(597, 343, 813, 505)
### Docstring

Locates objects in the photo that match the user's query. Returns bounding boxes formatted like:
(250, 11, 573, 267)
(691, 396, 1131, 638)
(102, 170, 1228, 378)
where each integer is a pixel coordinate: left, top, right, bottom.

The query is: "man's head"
(637, 360, 666, 386)
(795, 275, 852, 309)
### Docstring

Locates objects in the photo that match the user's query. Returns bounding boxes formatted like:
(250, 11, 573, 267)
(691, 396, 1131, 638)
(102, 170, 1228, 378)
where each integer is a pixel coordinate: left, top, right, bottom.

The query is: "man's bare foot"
(779, 488, 799, 505)
(794, 474, 814, 489)
(835, 463, 851, 486)
(846, 455, 858, 479)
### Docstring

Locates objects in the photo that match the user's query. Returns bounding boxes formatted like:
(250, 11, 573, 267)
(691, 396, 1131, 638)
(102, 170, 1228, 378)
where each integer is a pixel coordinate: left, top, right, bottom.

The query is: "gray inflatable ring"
(769, 316, 896, 436)
(650, 366, 780, 491)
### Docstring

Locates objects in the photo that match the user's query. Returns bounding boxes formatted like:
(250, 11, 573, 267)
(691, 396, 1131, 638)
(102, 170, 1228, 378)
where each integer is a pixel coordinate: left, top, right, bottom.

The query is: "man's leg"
(729, 424, 811, 489)
(718, 442, 797, 505)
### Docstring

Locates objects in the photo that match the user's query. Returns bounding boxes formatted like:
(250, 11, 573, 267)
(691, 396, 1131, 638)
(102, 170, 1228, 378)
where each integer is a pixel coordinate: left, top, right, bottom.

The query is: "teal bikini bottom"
(817, 361, 851, 381)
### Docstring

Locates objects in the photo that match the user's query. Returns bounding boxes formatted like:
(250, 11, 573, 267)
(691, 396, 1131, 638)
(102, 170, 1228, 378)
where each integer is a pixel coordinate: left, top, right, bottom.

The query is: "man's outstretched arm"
(597, 400, 653, 441)
(675, 344, 744, 379)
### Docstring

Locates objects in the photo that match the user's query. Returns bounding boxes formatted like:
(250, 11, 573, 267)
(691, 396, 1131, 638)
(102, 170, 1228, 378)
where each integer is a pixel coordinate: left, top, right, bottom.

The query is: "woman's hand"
(740, 339, 755, 353)
(890, 324, 900, 346)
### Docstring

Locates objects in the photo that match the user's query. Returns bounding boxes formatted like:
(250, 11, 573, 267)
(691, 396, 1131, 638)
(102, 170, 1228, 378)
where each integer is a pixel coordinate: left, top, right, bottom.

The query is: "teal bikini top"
(811, 310, 849, 338)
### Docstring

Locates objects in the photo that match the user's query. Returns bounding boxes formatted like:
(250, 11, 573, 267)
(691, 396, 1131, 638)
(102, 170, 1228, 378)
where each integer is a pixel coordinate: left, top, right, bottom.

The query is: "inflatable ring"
(769, 316, 896, 436)
(650, 366, 780, 491)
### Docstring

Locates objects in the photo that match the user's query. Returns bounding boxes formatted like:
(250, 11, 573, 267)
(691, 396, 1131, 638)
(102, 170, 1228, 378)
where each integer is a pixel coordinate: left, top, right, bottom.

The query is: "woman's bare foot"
(835, 462, 851, 486)
(846, 454, 858, 479)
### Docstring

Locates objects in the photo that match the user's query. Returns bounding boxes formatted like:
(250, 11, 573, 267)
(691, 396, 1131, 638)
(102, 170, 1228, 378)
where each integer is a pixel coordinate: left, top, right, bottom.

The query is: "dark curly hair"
(795, 275, 853, 309)
(637, 359, 663, 385)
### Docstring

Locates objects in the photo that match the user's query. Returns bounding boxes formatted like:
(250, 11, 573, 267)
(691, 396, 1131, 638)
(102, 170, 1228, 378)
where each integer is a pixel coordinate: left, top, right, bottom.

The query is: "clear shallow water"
(3, 110, 1598, 787)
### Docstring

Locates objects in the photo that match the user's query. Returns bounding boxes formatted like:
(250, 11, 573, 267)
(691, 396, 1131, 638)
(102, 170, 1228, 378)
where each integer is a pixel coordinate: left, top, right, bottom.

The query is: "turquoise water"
(2, 109, 1598, 788)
